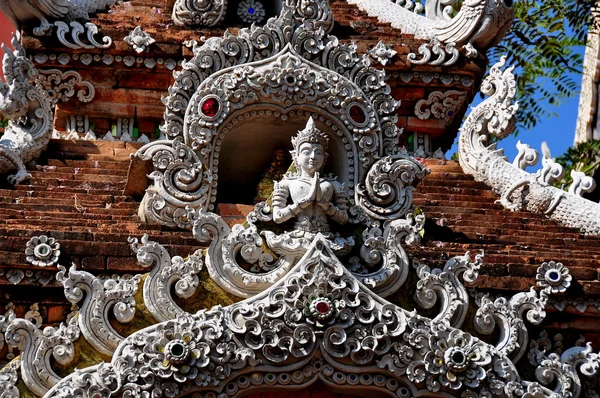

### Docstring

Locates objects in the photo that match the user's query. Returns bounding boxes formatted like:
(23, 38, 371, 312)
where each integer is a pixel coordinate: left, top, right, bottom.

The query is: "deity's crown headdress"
(291, 117, 329, 150)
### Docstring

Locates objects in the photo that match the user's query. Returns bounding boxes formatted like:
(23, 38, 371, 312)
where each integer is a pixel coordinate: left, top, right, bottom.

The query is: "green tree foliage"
(554, 139, 600, 188)
(0, 113, 6, 138)
(489, 0, 595, 134)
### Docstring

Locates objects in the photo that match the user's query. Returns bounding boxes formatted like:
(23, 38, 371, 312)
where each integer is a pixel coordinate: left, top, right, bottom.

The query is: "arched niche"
(179, 379, 399, 398)
(214, 106, 358, 207)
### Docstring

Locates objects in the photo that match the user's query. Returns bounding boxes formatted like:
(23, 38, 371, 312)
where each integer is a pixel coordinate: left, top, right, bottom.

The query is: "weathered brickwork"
(1, 1, 599, 393)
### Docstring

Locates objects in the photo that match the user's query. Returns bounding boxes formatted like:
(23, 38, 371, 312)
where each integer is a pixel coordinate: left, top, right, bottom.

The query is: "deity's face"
(296, 142, 325, 176)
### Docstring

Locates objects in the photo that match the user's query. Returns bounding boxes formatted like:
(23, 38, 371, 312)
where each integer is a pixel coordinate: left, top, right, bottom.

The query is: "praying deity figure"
(264, 117, 354, 255)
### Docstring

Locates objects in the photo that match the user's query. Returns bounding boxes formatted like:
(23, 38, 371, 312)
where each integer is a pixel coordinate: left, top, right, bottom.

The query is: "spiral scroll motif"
(356, 154, 429, 221)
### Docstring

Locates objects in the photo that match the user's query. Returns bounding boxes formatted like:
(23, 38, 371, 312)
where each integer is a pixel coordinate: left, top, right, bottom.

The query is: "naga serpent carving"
(458, 58, 600, 236)
(0, 33, 53, 184)
(0, 0, 120, 36)
(347, 0, 514, 63)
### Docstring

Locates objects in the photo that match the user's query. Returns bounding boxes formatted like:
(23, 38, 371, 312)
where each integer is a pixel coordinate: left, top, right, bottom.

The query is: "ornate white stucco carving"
(38, 69, 95, 104)
(237, 0, 266, 25)
(415, 252, 481, 329)
(513, 140, 539, 170)
(56, 264, 141, 356)
(407, 38, 459, 66)
(458, 58, 600, 236)
(130, 234, 204, 322)
(172, 0, 227, 27)
(54, 21, 112, 49)
(124, 26, 155, 53)
(0, 358, 20, 398)
(40, 236, 600, 398)
(25, 235, 61, 267)
(368, 40, 397, 65)
(192, 122, 426, 298)
(356, 154, 428, 221)
(142, 2, 402, 227)
(0, 0, 119, 36)
(24, 303, 43, 327)
(0, 33, 53, 184)
(3, 315, 80, 396)
(346, 0, 514, 60)
(415, 90, 466, 124)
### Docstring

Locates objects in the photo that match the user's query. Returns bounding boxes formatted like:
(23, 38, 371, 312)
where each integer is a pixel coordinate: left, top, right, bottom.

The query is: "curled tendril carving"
(356, 154, 429, 221)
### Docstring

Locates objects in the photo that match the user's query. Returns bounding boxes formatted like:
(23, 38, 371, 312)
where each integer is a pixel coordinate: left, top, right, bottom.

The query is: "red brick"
(81, 257, 106, 270)
(107, 256, 142, 271)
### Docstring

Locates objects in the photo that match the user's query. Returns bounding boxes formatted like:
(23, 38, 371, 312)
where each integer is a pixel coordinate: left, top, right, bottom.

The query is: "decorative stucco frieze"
(415, 90, 467, 124)
(41, 236, 600, 398)
(54, 21, 112, 49)
(347, 0, 513, 61)
(391, 70, 475, 87)
(33, 51, 179, 71)
(56, 264, 141, 356)
(0, 269, 54, 286)
(38, 69, 95, 104)
(172, 0, 227, 27)
(0, 33, 53, 184)
(458, 58, 600, 236)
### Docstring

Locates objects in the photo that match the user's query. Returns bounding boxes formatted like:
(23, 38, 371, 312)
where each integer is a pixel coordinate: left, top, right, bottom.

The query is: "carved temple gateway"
(0, 1, 599, 397)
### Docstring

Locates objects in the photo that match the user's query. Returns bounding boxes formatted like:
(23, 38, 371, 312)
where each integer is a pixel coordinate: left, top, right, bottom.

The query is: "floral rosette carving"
(536, 261, 571, 294)
(172, 0, 227, 27)
(152, 314, 210, 382)
(238, 0, 266, 24)
(424, 330, 492, 391)
(25, 235, 61, 267)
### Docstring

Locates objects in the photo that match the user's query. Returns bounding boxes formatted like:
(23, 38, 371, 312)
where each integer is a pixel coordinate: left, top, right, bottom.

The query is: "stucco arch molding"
(137, 6, 410, 229)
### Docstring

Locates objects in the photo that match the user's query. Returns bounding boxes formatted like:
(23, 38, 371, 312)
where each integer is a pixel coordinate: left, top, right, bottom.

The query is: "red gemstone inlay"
(349, 105, 366, 124)
(201, 98, 219, 117)
(315, 301, 330, 314)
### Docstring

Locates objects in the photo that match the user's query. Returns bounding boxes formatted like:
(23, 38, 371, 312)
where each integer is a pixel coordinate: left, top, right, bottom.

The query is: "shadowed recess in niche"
(181, 380, 376, 397)
(217, 114, 349, 205)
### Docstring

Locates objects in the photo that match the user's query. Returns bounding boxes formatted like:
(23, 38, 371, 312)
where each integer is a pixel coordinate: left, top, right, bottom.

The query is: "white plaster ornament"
(0, 33, 53, 184)
(368, 40, 397, 65)
(237, 0, 266, 24)
(24, 235, 61, 267)
(458, 57, 600, 235)
(124, 26, 156, 53)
